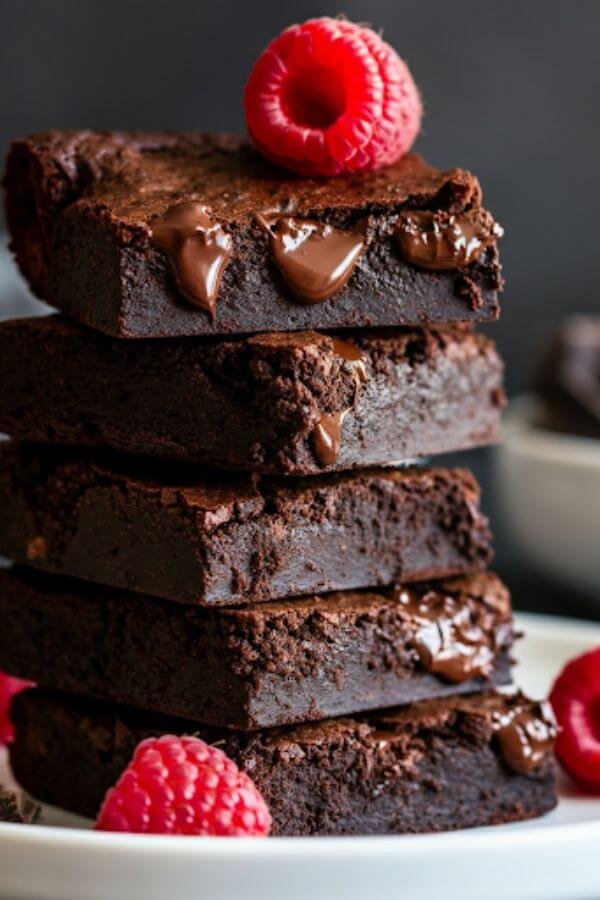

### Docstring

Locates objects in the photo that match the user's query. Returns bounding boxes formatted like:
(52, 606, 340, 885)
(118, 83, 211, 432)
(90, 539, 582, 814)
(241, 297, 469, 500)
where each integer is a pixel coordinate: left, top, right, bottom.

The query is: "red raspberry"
(550, 647, 600, 791)
(244, 17, 422, 176)
(0, 671, 33, 744)
(95, 735, 271, 836)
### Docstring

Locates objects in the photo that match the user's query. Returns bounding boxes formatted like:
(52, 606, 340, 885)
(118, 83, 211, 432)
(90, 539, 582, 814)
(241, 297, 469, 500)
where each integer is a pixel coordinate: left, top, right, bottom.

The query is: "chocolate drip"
(492, 701, 557, 774)
(395, 209, 503, 271)
(331, 338, 368, 383)
(149, 202, 232, 319)
(393, 581, 507, 683)
(311, 338, 367, 467)
(258, 215, 365, 303)
(312, 413, 345, 467)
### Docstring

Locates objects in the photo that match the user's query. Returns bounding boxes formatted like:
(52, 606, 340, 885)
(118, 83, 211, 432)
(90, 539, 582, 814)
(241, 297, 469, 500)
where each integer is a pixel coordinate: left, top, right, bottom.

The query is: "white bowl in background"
(495, 396, 600, 596)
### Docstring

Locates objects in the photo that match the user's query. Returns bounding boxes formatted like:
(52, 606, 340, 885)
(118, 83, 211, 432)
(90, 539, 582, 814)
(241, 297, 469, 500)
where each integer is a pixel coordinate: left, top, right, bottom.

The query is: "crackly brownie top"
(13, 129, 484, 224)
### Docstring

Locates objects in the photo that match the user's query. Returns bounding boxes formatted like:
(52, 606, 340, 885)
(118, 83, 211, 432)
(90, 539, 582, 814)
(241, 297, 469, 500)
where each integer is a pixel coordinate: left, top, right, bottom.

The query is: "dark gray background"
(1, 0, 599, 615)
(2, 0, 599, 392)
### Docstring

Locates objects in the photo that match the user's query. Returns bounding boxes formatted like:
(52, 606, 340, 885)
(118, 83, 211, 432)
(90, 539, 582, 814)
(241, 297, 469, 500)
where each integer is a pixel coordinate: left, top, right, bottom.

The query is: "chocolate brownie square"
(4, 131, 503, 338)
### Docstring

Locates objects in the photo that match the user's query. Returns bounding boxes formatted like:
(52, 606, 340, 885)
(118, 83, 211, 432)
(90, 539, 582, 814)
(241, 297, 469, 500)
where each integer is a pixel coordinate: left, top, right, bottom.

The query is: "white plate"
(0, 612, 599, 900)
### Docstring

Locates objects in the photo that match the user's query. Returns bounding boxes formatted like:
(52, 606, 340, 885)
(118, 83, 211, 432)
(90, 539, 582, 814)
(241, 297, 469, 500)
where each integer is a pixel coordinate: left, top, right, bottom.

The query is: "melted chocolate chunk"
(311, 338, 368, 467)
(0, 786, 40, 824)
(331, 337, 368, 380)
(492, 701, 557, 775)
(393, 575, 511, 683)
(258, 215, 366, 303)
(312, 413, 345, 467)
(149, 202, 232, 319)
(396, 209, 503, 271)
(535, 316, 600, 439)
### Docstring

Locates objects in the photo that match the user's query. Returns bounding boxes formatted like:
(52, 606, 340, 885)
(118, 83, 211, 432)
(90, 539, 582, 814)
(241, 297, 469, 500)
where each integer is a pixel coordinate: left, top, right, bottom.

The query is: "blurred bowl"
(495, 396, 600, 596)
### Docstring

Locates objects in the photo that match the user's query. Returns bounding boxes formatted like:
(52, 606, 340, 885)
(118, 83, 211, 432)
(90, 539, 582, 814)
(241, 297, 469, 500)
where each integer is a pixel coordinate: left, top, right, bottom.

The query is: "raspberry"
(244, 17, 422, 176)
(0, 671, 33, 744)
(95, 735, 271, 836)
(550, 647, 600, 791)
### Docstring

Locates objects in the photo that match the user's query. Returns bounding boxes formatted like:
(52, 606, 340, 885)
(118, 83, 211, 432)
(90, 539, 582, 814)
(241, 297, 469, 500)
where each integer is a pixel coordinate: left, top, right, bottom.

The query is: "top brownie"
(4, 131, 503, 338)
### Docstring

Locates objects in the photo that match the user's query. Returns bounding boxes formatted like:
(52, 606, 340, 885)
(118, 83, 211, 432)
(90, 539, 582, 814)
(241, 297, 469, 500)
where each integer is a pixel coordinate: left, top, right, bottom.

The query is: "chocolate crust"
(0, 318, 505, 475)
(0, 568, 514, 728)
(10, 688, 556, 834)
(3, 131, 503, 338)
(0, 443, 493, 605)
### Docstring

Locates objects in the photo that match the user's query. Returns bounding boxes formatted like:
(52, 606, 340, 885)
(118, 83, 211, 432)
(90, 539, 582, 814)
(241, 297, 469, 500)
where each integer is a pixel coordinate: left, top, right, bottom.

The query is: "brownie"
(0, 567, 514, 729)
(0, 318, 505, 475)
(3, 131, 503, 338)
(10, 688, 556, 834)
(0, 443, 493, 605)
(0, 786, 40, 824)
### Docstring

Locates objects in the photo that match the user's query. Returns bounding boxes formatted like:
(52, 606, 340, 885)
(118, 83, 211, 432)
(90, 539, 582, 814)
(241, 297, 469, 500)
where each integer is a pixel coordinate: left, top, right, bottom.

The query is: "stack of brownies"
(0, 131, 557, 834)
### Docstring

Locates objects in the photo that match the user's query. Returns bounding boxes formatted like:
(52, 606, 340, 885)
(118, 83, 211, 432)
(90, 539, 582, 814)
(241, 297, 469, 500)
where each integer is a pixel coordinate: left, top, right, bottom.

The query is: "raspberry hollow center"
(282, 67, 346, 128)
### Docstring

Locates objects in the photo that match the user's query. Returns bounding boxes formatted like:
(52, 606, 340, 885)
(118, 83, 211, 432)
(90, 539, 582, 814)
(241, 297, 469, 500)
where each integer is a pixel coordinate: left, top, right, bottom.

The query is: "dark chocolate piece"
(0, 786, 40, 824)
(0, 567, 514, 728)
(534, 316, 600, 439)
(10, 689, 557, 834)
(392, 579, 506, 683)
(0, 317, 505, 475)
(3, 131, 503, 338)
(0, 444, 493, 605)
(493, 702, 557, 775)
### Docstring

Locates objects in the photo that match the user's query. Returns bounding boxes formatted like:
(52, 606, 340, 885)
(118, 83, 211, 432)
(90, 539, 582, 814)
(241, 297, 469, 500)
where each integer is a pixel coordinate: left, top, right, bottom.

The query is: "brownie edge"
(0, 443, 493, 605)
(10, 689, 557, 835)
(0, 318, 505, 474)
(0, 568, 514, 728)
(4, 130, 503, 337)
